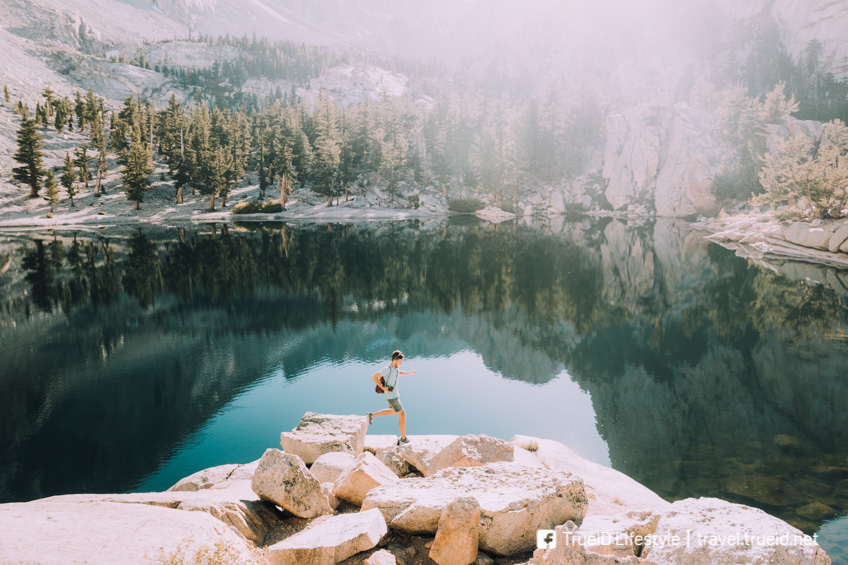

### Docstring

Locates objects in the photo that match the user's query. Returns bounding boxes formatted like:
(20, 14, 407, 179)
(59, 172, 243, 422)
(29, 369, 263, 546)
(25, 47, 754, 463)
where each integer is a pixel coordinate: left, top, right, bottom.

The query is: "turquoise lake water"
(0, 218, 845, 562)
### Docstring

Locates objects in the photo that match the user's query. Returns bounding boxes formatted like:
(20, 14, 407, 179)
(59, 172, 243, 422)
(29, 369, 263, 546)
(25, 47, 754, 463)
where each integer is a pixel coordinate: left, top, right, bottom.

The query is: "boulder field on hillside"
(0, 412, 832, 565)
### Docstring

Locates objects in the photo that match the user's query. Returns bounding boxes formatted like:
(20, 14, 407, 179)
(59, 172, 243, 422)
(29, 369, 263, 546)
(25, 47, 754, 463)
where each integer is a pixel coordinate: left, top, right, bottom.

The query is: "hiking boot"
(397, 436, 409, 445)
(367, 412, 373, 426)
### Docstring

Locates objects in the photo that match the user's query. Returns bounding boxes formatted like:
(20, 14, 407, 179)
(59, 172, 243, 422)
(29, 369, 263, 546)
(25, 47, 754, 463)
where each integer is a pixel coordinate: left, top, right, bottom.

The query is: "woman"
(367, 350, 417, 445)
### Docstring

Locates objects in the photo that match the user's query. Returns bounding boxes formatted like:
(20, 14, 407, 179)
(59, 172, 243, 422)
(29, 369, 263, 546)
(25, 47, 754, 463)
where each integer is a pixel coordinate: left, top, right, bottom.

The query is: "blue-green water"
(0, 218, 846, 562)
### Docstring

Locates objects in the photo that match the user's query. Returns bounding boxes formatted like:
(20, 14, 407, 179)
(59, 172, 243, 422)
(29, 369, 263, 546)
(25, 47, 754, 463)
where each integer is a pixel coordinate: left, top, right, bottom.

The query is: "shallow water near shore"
(1, 218, 846, 561)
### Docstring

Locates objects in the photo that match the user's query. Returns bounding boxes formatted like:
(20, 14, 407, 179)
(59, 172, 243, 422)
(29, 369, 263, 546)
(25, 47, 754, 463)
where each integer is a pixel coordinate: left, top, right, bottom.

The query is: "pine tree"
(12, 119, 45, 197)
(3, 85, 9, 103)
(90, 113, 108, 196)
(74, 90, 86, 131)
(213, 146, 234, 207)
(258, 148, 268, 199)
(173, 125, 190, 204)
(39, 103, 50, 127)
(14, 100, 25, 118)
(54, 99, 67, 133)
(123, 129, 152, 210)
(42, 86, 55, 118)
(312, 95, 341, 204)
(44, 170, 59, 213)
(188, 105, 217, 208)
(61, 152, 78, 207)
(74, 145, 92, 188)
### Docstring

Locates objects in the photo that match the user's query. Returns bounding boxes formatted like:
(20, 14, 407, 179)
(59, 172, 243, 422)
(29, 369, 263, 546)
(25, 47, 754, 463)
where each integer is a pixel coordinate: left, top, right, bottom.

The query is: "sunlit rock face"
(655, 106, 722, 218)
(602, 109, 664, 211)
(603, 105, 728, 218)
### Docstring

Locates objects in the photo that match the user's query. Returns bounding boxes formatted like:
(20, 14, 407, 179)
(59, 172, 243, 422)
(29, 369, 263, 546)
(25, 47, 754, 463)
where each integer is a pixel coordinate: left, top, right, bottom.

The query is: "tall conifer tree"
(12, 119, 45, 197)
(61, 153, 78, 207)
(123, 130, 152, 210)
(44, 170, 59, 213)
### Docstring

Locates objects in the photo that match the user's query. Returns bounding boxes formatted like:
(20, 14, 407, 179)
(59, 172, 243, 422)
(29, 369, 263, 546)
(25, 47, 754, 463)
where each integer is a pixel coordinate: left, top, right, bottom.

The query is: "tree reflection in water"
(3, 219, 847, 536)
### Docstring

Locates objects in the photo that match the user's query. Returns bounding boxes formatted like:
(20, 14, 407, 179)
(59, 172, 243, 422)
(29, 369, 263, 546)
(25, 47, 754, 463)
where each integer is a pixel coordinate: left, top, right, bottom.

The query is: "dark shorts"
(386, 397, 404, 412)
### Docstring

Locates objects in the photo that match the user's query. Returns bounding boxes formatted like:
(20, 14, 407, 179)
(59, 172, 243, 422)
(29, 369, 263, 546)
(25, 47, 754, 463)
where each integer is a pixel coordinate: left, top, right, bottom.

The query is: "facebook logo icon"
(537, 529, 556, 549)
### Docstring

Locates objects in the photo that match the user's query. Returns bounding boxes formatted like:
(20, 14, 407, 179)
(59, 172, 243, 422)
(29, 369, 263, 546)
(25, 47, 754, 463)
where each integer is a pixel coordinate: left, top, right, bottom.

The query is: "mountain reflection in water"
(0, 218, 846, 546)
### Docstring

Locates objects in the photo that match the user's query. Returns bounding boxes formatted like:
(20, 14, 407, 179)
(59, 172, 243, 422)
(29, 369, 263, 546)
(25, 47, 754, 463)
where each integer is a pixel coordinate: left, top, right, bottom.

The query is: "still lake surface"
(1, 217, 846, 561)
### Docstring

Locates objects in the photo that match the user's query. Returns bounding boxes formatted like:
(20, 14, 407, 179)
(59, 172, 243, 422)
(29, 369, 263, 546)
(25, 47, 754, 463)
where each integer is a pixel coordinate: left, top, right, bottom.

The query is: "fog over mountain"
(142, 0, 848, 80)
(3, 0, 847, 94)
(2, 0, 848, 219)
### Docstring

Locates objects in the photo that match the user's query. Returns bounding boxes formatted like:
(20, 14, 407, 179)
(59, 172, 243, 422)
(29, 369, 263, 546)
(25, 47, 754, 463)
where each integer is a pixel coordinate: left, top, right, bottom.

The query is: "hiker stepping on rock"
(367, 350, 417, 445)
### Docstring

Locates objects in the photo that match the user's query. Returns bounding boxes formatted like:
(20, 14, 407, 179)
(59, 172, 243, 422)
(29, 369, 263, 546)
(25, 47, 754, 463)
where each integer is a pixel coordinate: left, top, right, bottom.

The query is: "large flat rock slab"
(362, 462, 587, 556)
(512, 435, 670, 517)
(648, 497, 832, 565)
(280, 412, 368, 464)
(265, 508, 387, 565)
(529, 498, 831, 565)
(0, 497, 259, 565)
(168, 459, 261, 492)
(47, 482, 282, 546)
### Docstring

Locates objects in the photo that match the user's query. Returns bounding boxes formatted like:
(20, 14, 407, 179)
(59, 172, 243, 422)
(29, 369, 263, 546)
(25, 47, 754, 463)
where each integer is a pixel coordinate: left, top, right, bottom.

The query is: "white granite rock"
(528, 498, 831, 565)
(251, 448, 333, 518)
(551, 191, 566, 213)
(332, 452, 398, 506)
(265, 508, 387, 565)
(647, 498, 831, 564)
(362, 462, 587, 556)
(426, 434, 514, 476)
(783, 222, 839, 250)
(374, 449, 412, 477)
(827, 223, 848, 253)
(280, 412, 368, 464)
(511, 435, 670, 518)
(0, 496, 260, 565)
(654, 106, 721, 217)
(168, 463, 243, 492)
(364, 549, 398, 564)
(395, 435, 458, 476)
(32, 482, 281, 546)
(168, 459, 260, 492)
(310, 452, 357, 484)
(429, 497, 480, 565)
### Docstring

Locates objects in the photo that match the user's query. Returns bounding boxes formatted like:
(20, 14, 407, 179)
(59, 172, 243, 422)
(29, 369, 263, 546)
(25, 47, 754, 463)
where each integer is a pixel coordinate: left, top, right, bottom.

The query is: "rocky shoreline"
(699, 212, 848, 277)
(0, 412, 832, 565)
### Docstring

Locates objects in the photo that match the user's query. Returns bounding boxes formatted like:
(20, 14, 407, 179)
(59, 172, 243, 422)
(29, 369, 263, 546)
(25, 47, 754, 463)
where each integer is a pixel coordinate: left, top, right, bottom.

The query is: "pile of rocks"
(0, 412, 832, 565)
(256, 413, 586, 564)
